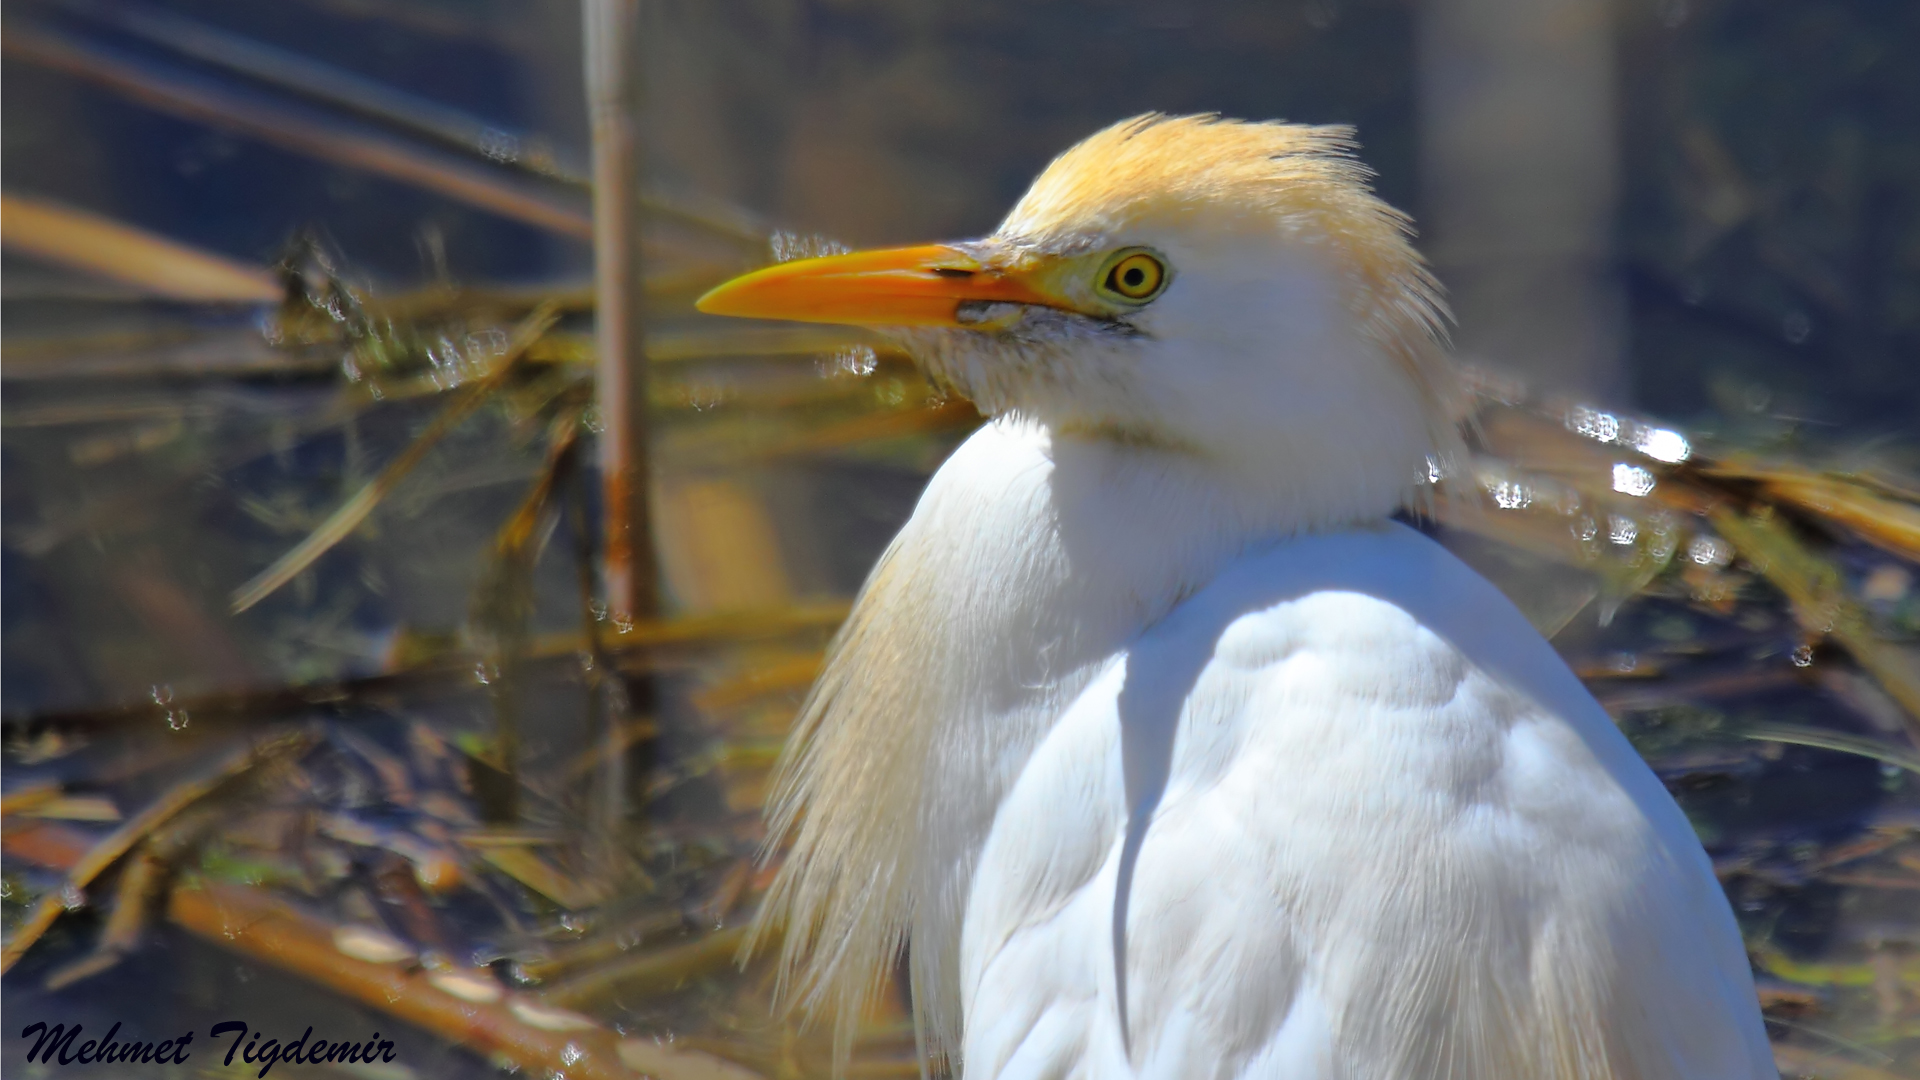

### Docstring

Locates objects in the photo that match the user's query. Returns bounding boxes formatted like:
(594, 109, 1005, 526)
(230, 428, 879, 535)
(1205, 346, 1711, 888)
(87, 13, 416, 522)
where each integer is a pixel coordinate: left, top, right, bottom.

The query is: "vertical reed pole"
(1418, 0, 1625, 401)
(583, 0, 657, 870)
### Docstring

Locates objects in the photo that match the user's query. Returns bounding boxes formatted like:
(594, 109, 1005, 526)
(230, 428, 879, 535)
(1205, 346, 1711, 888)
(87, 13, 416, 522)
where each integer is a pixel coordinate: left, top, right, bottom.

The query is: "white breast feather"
(756, 420, 1770, 1079)
(958, 528, 1776, 1080)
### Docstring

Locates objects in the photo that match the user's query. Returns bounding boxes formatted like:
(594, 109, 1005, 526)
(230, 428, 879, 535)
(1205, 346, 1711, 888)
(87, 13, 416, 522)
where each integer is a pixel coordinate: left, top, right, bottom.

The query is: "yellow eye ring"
(1099, 250, 1168, 303)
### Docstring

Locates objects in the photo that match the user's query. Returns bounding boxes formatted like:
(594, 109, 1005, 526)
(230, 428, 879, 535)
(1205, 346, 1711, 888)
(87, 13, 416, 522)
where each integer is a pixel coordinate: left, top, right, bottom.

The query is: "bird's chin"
(952, 300, 1028, 331)
(878, 326, 999, 414)
(882, 313, 1076, 420)
(884, 320, 1173, 449)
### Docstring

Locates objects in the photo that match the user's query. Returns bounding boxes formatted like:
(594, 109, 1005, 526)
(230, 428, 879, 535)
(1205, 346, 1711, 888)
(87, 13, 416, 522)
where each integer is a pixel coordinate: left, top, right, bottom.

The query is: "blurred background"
(10, 1, 1920, 426)
(4, 2, 1918, 1078)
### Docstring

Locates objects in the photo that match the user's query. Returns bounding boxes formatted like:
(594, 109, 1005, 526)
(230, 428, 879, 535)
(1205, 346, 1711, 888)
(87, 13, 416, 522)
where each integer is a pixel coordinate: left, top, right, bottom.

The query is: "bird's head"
(700, 114, 1463, 521)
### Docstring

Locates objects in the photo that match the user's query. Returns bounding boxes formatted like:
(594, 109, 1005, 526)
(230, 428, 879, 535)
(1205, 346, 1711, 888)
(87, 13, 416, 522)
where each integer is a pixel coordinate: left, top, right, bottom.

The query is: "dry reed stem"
(4, 21, 596, 239)
(1463, 403, 1920, 752)
(40, 844, 168, 991)
(0, 728, 315, 973)
(515, 328, 895, 373)
(1742, 723, 1920, 777)
(470, 404, 587, 813)
(515, 909, 688, 984)
(693, 653, 827, 714)
(543, 926, 751, 1009)
(0, 193, 281, 301)
(0, 601, 849, 734)
(0, 821, 759, 1079)
(76, 0, 578, 184)
(1708, 507, 1920, 741)
(577, 601, 851, 654)
(475, 847, 608, 911)
(229, 303, 558, 613)
(1772, 1043, 1911, 1080)
(61, 1, 766, 245)
(1591, 668, 1803, 712)
(1753, 475, 1920, 562)
(584, 0, 657, 626)
(645, 327, 885, 364)
(166, 880, 645, 1079)
(0, 819, 95, 869)
(1, 781, 63, 816)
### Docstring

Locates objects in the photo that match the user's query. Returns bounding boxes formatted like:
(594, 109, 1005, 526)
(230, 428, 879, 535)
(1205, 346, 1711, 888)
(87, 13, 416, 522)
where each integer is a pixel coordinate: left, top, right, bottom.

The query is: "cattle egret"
(697, 115, 1772, 1079)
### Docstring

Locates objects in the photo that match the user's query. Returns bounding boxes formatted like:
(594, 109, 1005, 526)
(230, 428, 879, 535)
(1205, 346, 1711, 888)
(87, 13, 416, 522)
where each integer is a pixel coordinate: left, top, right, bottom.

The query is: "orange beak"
(695, 244, 1055, 328)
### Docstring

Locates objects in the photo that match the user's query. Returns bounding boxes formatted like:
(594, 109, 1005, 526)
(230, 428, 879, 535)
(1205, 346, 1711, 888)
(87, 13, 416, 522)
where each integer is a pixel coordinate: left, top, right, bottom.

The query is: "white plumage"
(697, 114, 1774, 1078)
(960, 482, 1770, 1077)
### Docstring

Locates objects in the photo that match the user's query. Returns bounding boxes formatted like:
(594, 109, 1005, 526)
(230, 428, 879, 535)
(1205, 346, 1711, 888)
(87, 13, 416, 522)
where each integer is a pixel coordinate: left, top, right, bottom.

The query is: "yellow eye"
(1100, 251, 1167, 303)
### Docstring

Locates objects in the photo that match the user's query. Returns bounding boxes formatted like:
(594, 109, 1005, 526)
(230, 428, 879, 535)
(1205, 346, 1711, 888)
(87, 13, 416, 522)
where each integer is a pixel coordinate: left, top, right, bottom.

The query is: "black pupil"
(1123, 267, 1145, 288)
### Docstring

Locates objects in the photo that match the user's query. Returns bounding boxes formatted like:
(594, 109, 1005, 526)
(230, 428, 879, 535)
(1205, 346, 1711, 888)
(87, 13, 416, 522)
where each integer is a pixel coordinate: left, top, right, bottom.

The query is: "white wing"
(957, 525, 1774, 1080)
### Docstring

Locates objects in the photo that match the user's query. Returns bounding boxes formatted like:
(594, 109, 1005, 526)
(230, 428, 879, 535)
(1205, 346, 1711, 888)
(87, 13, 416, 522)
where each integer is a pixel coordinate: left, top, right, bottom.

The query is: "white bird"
(697, 115, 1773, 1080)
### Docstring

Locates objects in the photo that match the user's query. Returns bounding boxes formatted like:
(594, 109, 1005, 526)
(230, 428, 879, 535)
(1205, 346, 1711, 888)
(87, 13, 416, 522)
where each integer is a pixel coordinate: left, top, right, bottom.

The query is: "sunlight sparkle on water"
(1568, 406, 1691, 464)
(1632, 427, 1691, 463)
(1570, 405, 1620, 443)
(821, 344, 878, 378)
(770, 230, 851, 263)
(1490, 480, 1533, 510)
(1688, 535, 1733, 567)
(1612, 463, 1656, 497)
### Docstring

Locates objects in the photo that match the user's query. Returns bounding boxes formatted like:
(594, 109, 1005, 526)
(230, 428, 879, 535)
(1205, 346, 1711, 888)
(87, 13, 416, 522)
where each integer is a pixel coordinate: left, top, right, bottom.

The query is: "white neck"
(763, 413, 1414, 1055)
